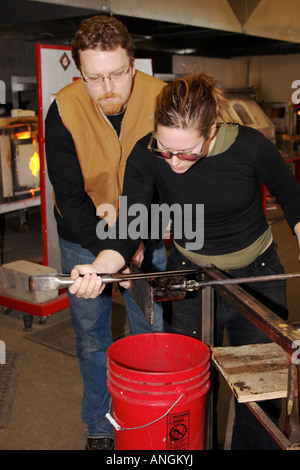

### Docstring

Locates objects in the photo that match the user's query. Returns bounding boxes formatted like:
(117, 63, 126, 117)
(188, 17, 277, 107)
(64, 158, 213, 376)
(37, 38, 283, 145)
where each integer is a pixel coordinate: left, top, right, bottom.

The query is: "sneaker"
(85, 437, 114, 450)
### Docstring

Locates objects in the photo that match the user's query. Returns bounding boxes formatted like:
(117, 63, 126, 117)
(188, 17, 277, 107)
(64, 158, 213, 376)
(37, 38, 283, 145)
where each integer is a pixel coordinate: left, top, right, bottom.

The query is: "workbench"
(212, 342, 293, 403)
(198, 266, 300, 450)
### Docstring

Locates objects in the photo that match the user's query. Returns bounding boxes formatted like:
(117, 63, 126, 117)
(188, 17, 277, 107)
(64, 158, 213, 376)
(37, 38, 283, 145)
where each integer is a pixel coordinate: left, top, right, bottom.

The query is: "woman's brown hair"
(72, 15, 135, 71)
(154, 71, 227, 137)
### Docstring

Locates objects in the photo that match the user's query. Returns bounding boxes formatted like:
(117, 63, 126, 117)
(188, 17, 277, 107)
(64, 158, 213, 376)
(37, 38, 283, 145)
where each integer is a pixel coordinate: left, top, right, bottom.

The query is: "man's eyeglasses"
(147, 132, 208, 162)
(82, 66, 131, 87)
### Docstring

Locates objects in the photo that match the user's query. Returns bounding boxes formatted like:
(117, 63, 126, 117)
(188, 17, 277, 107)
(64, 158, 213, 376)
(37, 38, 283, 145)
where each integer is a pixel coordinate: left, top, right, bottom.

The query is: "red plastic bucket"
(106, 333, 210, 450)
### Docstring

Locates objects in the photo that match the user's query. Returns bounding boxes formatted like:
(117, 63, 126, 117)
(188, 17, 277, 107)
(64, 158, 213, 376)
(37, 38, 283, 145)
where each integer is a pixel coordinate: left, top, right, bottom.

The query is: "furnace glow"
(29, 151, 40, 177)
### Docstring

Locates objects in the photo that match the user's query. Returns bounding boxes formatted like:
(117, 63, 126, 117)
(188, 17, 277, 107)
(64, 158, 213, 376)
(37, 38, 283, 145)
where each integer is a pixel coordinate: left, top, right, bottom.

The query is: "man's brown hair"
(72, 15, 135, 71)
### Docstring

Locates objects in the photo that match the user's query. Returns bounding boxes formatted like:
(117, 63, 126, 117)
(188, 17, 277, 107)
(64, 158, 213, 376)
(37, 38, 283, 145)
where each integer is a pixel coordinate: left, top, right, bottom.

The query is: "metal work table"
(199, 265, 300, 450)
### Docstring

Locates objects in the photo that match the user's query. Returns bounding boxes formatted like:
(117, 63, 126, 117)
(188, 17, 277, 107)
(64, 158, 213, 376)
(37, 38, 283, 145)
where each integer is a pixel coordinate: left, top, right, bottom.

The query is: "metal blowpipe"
(28, 270, 300, 291)
(28, 268, 199, 291)
(176, 272, 300, 291)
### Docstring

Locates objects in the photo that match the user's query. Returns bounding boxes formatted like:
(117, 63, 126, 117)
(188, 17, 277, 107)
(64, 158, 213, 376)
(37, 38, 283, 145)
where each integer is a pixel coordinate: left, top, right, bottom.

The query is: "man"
(45, 15, 166, 450)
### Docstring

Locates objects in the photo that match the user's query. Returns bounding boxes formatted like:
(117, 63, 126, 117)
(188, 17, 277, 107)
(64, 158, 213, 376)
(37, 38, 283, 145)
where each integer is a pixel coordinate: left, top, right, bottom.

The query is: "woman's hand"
(117, 242, 145, 289)
(68, 250, 127, 299)
(69, 264, 105, 299)
(294, 222, 300, 262)
(132, 241, 145, 268)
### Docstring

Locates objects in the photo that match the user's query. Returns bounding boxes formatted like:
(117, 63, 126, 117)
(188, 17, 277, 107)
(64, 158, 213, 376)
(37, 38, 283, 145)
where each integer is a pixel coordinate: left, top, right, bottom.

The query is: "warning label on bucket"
(166, 411, 189, 450)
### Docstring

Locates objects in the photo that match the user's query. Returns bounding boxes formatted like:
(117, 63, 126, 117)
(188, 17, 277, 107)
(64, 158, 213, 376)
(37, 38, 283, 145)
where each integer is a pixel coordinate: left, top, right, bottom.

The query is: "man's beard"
(97, 92, 123, 115)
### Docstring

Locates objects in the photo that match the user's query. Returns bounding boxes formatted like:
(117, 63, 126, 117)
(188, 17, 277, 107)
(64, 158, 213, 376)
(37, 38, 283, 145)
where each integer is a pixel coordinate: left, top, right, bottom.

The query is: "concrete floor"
(0, 204, 299, 450)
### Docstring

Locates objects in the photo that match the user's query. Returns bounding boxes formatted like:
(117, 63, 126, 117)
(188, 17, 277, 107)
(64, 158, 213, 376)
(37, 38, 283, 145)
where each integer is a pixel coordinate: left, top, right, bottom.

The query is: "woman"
(70, 72, 300, 449)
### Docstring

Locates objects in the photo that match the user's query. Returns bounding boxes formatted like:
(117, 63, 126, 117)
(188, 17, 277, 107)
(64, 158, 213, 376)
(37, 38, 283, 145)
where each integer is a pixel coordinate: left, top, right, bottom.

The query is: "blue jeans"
(164, 242, 288, 450)
(59, 237, 166, 438)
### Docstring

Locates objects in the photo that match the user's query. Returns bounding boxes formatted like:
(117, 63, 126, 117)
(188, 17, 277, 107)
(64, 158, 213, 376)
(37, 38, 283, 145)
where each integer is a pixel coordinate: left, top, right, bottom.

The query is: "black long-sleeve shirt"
(45, 100, 113, 256)
(102, 124, 300, 263)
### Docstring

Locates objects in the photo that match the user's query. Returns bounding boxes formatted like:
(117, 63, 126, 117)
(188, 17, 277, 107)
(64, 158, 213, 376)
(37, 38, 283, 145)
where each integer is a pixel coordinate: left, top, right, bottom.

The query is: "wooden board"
(211, 342, 295, 403)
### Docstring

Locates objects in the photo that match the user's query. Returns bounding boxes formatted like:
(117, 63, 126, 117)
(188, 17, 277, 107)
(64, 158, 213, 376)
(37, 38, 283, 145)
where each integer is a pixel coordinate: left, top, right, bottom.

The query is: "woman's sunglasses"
(147, 132, 208, 162)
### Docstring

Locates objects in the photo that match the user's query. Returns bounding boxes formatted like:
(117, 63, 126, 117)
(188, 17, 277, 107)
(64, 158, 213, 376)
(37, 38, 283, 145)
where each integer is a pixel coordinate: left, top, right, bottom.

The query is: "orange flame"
(29, 152, 40, 177)
(30, 188, 40, 196)
(15, 131, 31, 140)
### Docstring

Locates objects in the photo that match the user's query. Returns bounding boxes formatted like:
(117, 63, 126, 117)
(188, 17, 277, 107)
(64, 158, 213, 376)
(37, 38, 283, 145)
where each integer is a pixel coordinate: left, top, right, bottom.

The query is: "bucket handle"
(105, 393, 184, 432)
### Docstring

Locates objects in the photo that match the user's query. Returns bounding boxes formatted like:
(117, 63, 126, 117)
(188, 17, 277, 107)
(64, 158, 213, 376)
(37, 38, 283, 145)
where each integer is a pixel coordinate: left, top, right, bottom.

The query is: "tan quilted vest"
(55, 70, 164, 223)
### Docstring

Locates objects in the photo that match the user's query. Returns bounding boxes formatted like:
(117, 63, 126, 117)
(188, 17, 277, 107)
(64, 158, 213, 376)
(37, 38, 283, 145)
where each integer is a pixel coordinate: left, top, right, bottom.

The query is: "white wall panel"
(172, 55, 250, 90)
